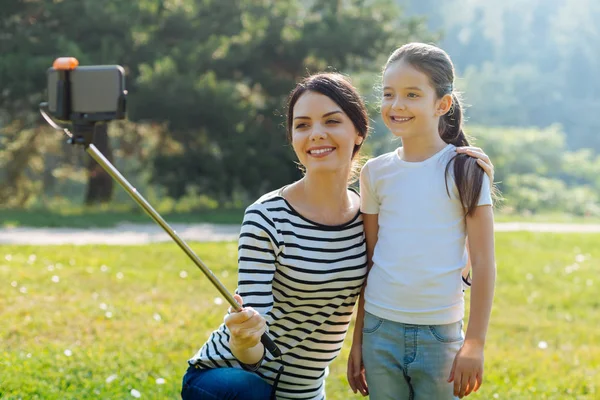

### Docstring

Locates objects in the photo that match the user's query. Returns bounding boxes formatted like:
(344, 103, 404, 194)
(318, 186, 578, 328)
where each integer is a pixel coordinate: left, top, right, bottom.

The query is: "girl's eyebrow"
(383, 86, 423, 91)
(294, 110, 343, 120)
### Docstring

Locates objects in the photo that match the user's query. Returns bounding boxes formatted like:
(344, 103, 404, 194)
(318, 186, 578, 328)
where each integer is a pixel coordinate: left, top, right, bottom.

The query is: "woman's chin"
(305, 163, 349, 177)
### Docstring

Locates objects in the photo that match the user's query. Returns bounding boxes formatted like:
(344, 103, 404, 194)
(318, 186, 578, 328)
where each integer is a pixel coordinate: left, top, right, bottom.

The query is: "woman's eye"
(407, 92, 419, 98)
(295, 123, 307, 129)
(326, 119, 340, 124)
(383, 93, 392, 98)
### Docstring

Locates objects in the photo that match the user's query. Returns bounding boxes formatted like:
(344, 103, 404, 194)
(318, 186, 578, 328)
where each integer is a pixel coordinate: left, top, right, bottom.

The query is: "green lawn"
(0, 207, 245, 228)
(3, 207, 600, 229)
(493, 212, 600, 224)
(1, 233, 598, 399)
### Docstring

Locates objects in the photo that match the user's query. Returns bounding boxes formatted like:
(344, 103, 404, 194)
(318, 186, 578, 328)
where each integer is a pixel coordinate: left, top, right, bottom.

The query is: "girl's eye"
(326, 119, 340, 124)
(383, 93, 392, 98)
(407, 92, 419, 98)
(295, 123, 308, 129)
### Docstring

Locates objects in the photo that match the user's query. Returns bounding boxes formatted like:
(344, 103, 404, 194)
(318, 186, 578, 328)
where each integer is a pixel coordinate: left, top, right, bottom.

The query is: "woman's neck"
(300, 171, 352, 213)
(399, 131, 448, 162)
(283, 170, 356, 225)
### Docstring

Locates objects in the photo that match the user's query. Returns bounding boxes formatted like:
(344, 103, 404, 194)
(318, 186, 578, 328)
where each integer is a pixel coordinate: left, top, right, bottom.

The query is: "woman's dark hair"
(285, 73, 369, 182)
(384, 43, 489, 216)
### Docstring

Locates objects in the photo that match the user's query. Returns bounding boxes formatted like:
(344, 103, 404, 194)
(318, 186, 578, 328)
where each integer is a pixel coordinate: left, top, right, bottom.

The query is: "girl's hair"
(384, 43, 487, 216)
(285, 73, 369, 183)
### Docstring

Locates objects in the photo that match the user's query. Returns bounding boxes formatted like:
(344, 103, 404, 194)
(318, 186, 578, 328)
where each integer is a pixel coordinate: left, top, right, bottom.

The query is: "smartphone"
(47, 65, 126, 122)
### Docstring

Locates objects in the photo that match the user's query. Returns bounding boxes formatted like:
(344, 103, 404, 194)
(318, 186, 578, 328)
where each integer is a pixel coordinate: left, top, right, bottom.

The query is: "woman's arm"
(227, 205, 279, 365)
(462, 238, 472, 285)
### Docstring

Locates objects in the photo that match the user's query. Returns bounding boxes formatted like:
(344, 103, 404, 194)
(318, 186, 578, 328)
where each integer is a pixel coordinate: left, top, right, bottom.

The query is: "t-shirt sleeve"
(360, 161, 380, 214)
(236, 205, 279, 317)
(477, 173, 493, 206)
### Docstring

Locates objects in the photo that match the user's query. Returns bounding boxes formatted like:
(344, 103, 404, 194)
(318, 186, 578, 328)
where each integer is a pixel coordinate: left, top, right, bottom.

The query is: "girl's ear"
(436, 94, 453, 116)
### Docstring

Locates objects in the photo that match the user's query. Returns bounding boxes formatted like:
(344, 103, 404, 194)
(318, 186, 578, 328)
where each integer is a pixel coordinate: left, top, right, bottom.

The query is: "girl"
(348, 43, 496, 399)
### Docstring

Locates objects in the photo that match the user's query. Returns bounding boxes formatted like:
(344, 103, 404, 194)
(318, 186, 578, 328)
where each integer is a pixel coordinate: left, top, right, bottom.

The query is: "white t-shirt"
(360, 144, 492, 325)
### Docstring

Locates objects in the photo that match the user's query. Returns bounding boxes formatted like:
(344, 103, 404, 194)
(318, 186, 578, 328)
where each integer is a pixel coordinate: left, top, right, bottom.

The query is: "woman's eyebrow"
(294, 110, 342, 120)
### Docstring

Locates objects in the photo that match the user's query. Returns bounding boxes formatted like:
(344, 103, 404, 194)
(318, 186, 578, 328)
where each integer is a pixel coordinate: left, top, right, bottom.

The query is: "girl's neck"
(399, 131, 448, 162)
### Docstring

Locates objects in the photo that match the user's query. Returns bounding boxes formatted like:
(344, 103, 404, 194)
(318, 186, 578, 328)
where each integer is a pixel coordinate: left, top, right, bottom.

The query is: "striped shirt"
(188, 188, 367, 399)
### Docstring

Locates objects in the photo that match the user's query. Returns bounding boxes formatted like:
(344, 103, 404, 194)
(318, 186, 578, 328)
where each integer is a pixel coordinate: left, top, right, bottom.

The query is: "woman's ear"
(436, 94, 453, 116)
(355, 134, 364, 146)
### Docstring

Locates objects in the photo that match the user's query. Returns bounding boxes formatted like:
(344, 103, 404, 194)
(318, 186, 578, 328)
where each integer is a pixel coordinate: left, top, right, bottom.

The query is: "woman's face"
(291, 91, 363, 176)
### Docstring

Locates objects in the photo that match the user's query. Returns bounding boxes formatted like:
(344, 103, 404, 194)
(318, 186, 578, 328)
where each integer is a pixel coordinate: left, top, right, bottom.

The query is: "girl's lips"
(390, 116, 414, 123)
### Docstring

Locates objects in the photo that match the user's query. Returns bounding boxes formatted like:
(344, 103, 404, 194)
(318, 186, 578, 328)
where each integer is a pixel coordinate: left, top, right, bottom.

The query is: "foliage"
(398, 0, 600, 150)
(1, 0, 429, 206)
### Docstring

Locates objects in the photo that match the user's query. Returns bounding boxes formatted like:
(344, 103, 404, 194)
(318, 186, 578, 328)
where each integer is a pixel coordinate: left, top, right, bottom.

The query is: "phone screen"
(47, 65, 125, 116)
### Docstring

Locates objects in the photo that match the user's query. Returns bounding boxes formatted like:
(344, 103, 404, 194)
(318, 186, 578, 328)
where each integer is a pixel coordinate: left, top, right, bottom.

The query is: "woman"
(181, 73, 493, 400)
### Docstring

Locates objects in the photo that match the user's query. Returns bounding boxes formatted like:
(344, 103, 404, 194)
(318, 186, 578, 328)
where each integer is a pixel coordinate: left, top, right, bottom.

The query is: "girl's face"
(291, 91, 363, 176)
(381, 60, 451, 140)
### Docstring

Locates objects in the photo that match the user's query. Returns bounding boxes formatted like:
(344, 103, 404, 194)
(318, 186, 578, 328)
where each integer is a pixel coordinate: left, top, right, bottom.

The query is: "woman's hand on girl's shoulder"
(455, 146, 494, 182)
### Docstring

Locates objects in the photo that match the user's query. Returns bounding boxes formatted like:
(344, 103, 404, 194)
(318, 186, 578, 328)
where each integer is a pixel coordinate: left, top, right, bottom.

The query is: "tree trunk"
(84, 124, 114, 205)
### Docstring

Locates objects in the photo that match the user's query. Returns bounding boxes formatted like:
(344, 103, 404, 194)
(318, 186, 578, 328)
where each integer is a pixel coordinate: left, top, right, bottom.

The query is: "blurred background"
(1, 1, 599, 399)
(2, 0, 600, 225)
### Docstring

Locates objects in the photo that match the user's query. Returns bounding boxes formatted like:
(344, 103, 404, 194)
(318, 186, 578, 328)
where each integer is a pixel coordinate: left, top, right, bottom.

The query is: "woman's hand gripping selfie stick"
(39, 58, 281, 360)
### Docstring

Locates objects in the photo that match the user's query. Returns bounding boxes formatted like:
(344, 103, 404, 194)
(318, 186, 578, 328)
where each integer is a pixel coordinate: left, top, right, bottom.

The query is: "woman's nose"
(310, 124, 327, 140)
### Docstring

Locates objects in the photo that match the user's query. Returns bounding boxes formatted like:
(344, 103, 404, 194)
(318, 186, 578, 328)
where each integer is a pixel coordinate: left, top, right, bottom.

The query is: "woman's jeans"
(362, 311, 464, 400)
(181, 365, 273, 400)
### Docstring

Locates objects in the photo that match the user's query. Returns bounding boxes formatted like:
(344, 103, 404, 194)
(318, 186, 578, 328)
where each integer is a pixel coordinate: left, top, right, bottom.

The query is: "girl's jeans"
(362, 311, 464, 400)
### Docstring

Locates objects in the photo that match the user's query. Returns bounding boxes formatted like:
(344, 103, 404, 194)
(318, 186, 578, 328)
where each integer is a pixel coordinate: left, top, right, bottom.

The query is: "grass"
(3, 207, 600, 229)
(0, 207, 245, 228)
(0, 232, 598, 399)
(493, 212, 600, 224)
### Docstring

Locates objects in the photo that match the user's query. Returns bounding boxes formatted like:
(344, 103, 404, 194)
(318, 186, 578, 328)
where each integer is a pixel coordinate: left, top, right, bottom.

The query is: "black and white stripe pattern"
(189, 189, 367, 399)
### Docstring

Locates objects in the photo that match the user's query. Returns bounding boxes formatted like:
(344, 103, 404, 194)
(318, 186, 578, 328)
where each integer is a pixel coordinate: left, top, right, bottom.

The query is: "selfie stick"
(40, 58, 281, 359)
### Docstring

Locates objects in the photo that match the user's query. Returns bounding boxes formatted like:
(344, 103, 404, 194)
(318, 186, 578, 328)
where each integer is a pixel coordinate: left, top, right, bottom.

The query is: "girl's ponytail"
(440, 93, 484, 217)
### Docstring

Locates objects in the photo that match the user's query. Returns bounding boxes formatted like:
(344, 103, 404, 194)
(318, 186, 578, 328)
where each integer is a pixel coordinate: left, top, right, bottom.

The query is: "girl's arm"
(464, 205, 495, 346)
(348, 162, 380, 396)
(352, 213, 378, 340)
(457, 145, 494, 288)
(347, 213, 378, 396)
(449, 204, 496, 397)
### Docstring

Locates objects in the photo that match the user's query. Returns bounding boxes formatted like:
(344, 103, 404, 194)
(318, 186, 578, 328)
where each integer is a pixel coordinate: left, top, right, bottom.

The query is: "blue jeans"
(181, 365, 273, 400)
(362, 311, 464, 400)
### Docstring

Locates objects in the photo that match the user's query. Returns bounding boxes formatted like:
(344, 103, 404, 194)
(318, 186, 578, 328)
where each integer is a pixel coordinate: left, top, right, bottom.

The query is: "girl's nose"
(392, 98, 407, 110)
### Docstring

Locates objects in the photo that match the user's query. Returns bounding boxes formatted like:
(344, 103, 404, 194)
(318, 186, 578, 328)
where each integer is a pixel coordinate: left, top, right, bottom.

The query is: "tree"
(129, 0, 431, 201)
